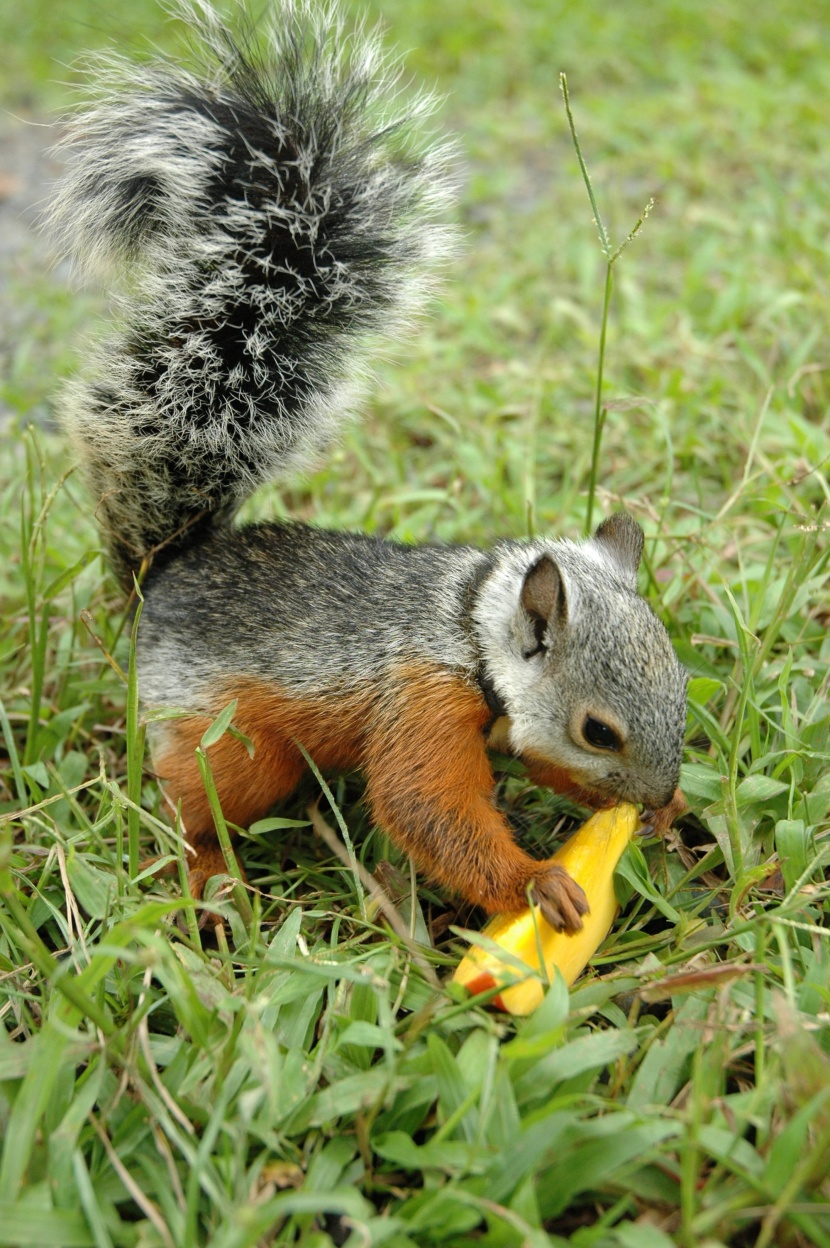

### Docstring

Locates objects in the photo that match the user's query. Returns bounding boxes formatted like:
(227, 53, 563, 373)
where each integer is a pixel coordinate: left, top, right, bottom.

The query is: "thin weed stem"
(298, 741, 367, 919)
(560, 72, 653, 534)
(559, 73, 610, 259)
(126, 584, 145, 881)
(585, 263, 613, 533)
(194, 745, 253, 925)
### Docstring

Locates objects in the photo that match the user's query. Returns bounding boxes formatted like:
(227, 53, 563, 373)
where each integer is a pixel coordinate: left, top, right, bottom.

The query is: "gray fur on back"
(138, 523, 487, 705)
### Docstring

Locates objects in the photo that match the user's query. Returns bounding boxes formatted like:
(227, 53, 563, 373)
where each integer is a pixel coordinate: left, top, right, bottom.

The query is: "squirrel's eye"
(583, 716, 622, 752)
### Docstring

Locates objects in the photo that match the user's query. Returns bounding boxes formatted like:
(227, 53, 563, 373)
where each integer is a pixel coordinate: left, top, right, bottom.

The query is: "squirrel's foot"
(529, 862, 589, 935)
(182, 830, 246, 899)
(180, 838, 248, 930)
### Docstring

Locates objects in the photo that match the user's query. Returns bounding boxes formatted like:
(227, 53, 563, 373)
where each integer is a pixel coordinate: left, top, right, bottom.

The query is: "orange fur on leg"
(364, 663, 589, 932)
(153, 680, 371, 894)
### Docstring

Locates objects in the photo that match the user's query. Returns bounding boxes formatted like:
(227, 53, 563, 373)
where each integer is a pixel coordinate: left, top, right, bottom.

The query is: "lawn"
(0, 0, 829, 1245)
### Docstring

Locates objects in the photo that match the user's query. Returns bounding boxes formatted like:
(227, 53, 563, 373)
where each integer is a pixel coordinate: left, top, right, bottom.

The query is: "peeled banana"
(452, 802, 640, 1014)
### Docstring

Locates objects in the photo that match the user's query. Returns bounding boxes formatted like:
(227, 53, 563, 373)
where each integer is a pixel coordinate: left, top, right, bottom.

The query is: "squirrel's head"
(474, 514, 688, 809)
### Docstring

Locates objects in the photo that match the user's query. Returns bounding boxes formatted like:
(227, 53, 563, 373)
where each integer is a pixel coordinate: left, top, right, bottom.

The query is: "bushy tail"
(49, 0, 456, 582)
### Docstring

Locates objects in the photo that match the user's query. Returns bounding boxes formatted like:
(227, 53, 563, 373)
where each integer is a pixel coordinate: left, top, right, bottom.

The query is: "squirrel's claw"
(530, 863, 589, 935)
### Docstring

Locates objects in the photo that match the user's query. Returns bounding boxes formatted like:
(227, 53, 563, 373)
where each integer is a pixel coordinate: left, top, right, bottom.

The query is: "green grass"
(2, 0, 830, 1244)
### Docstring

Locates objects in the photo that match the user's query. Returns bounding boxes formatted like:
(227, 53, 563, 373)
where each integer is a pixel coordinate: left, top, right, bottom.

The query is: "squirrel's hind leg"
(150, 680, 369, 900)
(152, 714, 307, 900)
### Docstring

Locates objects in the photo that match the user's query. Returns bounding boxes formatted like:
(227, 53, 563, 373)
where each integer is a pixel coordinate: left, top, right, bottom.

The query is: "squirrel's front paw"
(530, 863, 589, 934)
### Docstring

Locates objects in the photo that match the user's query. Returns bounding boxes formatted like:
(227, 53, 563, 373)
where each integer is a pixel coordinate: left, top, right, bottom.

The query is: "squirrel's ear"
(592, 512, 644, 578)
(519, 555, 567, 657)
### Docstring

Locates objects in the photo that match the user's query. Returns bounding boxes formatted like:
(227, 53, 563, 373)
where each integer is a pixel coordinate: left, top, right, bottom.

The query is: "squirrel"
(49, 0, 688, 934)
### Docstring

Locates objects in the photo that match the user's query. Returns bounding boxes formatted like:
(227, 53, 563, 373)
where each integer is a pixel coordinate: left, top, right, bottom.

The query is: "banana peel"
(452, 802, 640, 1014)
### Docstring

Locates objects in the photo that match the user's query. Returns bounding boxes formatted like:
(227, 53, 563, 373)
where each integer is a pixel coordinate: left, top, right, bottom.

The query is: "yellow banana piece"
(452, 802, 640, 1014)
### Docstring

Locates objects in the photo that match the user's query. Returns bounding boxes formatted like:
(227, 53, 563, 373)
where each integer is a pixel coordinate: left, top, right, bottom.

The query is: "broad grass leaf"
(398, 1187, 483, 1237)
(305, 1136, 359, 1192)
(70, 1151, 113, 1248)
(536, 1119, 682, 1219)
(274, 984, 326, 1050)
(0, 1031, 33, 1081)
(456, 1028, 498, 1092)
(795, 771, 830, 825)
(267, 1047, 311, 1128)
(160, 945, 236, 1044)
(200, 699, 238, 749)
(370, 1075, 439, 1138)
(766, 1091, 830, 1198)
(687, 677, 723, 706)
(236, 1025, 289, 1125)
(521, 967, 569, 1036)
(696, 1124, 764, 1181)
(21, 761, 49, 790)
(568, 976, 641, 1013)
(248, 816, 311, 834)
(0, 1200, 94, 1247)
(56, 748, 89, 788)
(0, 1025, 71, 1201)
(679, 763, 723, 803)
(266, 905, 304, 957)
(486, 1066, 522, 1149)
(507, 1174, 544, 1240)
(339, 978, 381, 1070)
(798, 944, 830, 1017)
(337, 1020, 403, 1052)
(735, 774, 789, 806)
(66, 856, 114, 919)
(428, 1032, 477, 1141)
(48, 1055, 107, 1198)
(512, 1027, 641, 1103)
(613, 1222, 677, 1248)
(627, 993, 711, 1111)
(501, 974, 570, 1064)
(615, 842, 681, 923)
(775, 818, 811, 892)
(289, 1069, 409, 1131)
(484, 1112, 575, 1203)
(373, 1131, 486, 1173)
